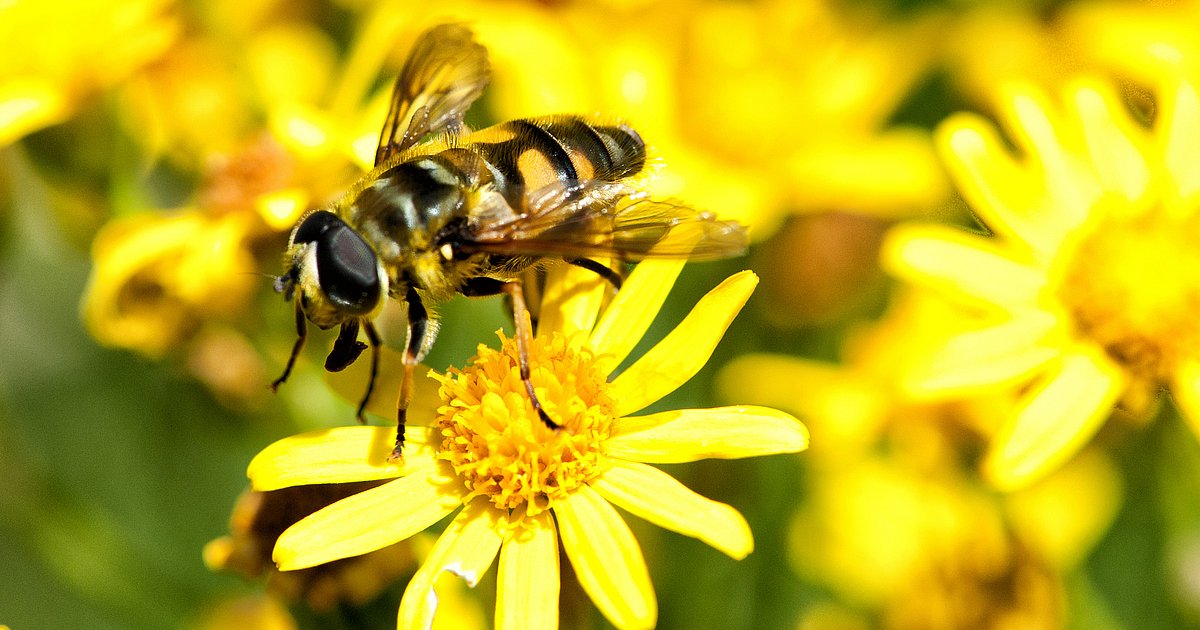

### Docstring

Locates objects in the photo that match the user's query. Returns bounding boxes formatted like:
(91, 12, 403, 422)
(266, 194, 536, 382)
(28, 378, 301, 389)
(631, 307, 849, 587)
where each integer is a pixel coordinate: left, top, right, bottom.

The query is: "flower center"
(431, 331, 617, 516)
(1057, 210, 1200, 381)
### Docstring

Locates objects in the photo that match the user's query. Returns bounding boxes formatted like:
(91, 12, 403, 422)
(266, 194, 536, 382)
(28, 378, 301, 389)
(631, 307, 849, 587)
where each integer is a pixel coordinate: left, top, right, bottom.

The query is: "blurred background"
(3, 0, 1200, 627)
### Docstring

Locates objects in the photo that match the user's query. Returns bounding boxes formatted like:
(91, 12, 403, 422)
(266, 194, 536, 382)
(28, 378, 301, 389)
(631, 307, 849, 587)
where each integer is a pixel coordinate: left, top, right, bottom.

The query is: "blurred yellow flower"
(790, 449, 1120, 630)
(721, 290, 1121, 629)
(204, 483, 418, 613)
(946, 1, 1200, 114)
(248, 264, 808, 629)
(0, 0, 179, 144)
(81, 206, 261, 358)
(1062, 0, 1200, 87)
(719, 288, 999, 463)
(193, 594, 297, 630)
(80, 6, 406, 371)
(883, 73, 1200, 489)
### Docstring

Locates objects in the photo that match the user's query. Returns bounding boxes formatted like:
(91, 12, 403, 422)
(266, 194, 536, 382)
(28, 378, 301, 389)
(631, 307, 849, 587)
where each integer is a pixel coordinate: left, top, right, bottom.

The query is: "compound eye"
(293, 210, 341, 245)
(299, 213, 381, 314)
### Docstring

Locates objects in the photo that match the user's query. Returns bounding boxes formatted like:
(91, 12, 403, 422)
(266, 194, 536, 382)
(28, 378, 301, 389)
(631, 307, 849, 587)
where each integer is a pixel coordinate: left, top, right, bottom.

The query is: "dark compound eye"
(294, 211, 382, 314)
(293, 210, 342, 245)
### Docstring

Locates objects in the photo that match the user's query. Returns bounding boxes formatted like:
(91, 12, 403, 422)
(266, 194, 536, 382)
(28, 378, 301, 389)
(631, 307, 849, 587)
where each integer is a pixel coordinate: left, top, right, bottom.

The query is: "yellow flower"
(882, 73, 1200, 489)
(0, 0, 178, 144)
(790, 449, 1120, 630)
(247, 263, 808, 629)
(721, 290, 1120, 628)
(81, 8, 399, 364)
(203, 483, 418, 613)
(81, 207, 261, 358)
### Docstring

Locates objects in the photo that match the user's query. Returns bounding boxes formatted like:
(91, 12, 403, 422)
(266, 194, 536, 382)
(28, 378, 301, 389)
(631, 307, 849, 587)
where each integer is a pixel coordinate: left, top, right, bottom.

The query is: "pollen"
(431, 331, 618, 517)
(1057, 210, 1200, 381)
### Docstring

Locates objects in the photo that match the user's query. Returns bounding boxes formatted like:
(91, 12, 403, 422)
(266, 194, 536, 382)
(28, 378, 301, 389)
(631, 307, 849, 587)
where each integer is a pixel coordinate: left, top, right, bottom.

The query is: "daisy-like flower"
(247, 262, 808, 629)
(882, 70, 1200, 489)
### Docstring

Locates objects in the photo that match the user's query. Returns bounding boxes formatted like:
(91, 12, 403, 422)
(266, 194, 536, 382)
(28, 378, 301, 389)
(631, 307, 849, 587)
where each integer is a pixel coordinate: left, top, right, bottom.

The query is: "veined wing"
(374, 24, 490, 165)
(463, 180, 747, 261)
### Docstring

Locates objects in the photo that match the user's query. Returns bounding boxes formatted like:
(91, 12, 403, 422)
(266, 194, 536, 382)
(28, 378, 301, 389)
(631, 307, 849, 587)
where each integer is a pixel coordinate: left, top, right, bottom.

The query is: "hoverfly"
(272, 24, 747, 460)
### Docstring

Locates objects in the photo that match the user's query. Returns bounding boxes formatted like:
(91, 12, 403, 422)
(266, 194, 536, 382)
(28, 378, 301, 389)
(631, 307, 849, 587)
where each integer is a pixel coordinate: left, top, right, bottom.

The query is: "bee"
(272, 24, 747, 460)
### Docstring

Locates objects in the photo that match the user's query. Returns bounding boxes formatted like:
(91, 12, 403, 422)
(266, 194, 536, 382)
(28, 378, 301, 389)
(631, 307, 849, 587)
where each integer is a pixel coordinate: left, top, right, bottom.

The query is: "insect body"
(273, 24, 747, 460)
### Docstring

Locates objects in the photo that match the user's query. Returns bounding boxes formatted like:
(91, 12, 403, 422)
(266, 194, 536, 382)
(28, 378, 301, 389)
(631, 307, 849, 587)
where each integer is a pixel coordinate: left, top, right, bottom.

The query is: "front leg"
(462, 277, 560, 430)
(502, 281, 559, 430)
(271, 300, 308, 392)
(390, 285, 430, 462)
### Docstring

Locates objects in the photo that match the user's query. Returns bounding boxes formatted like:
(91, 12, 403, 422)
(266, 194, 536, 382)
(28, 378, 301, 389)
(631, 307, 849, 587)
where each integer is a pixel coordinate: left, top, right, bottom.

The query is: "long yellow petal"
(1159, 78, 1200, 213)
(592, 460, 752, 559)
(984, 345, 1126, 491)
(590, 259, 687, 374)
(882, 224, 1047, 310)
(609, 271, 757, 416)
(248, 426, 434, 491)
(1069, 79, 1151, 210)
(1002, 86, 1098, 234)
(937, 113, 1063, 259)
(274, 468, 463, 570)
(398, 500, 504, 630)
(901, 311, 1061, 399)
(538, 259, 609, 338)
(608, 406, 808, 463)
(931, 114, 1075, 259)
(555, 487, 656, 630)
(0, 80, 68, 146)
(496, 511, 559, 630)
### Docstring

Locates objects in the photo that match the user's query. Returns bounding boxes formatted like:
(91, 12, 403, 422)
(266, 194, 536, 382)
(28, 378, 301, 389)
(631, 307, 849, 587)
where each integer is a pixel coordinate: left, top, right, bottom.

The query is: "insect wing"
(466, 180, 748, 261)
(374, 24, 490, 165)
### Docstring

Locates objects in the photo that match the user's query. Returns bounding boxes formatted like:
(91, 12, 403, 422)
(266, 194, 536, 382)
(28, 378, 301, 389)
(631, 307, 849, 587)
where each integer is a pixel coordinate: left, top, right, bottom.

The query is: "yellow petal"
(555, 486, 656, 630)
(1170, 357, 1200, 441)
(609, 271, 757, 416)
(937, 114, 1061, 258)
(496, 511, 559, 630)
(901, 312, 1061, 399)
(590, 259, 687, 375)
(985, 345, 1126, 491)
(248, 426, 434, 491)
(592, 460, 752, 559)
(537, 259, 609, 339)
(1005, 449, 1122, 571)
(0, 79, 68, 145)
(398, 500, 504, 630)
(1068, 79, 1151, 209)
(1159, 78, 1200, 213)
(274, 469, 463, 570)
(608, 406, 808, 463)
(882, 224, 1047, 310)
(1001, 85, 1101, 233)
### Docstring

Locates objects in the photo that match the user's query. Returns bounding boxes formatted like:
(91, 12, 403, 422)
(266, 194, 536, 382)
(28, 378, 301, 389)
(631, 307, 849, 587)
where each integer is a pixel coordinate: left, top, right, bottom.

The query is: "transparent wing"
(464, 180, 747, 261)
(374, 24, 490, 165)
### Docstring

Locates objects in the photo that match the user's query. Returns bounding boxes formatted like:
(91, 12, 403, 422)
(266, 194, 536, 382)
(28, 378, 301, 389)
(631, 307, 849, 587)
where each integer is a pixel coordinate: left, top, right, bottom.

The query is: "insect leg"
(357, 321, 381, 425)
(565, 257, 624, 290)
(325, 320, 367, 372)
(502, 281, 560, 430)
(271, 300, 307, 391)
(390, 286, 429, 461)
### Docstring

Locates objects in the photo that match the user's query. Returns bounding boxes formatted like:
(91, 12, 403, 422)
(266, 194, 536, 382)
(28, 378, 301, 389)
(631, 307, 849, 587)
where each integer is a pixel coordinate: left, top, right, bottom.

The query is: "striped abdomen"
(466, 115, 646, 207)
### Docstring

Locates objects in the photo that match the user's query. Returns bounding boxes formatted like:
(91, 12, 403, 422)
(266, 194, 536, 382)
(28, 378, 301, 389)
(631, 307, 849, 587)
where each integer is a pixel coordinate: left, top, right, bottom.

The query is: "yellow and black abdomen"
(467, 115, 646, 207)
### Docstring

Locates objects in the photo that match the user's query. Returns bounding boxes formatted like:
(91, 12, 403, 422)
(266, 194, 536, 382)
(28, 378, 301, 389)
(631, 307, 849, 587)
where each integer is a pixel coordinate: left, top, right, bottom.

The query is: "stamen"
(432, 331, 618, 518)
(1058, 212, 1200, 381)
